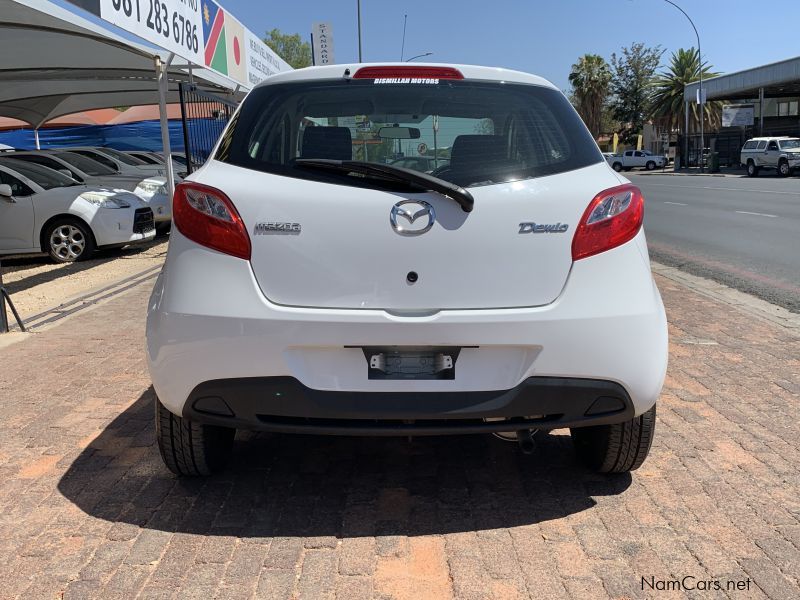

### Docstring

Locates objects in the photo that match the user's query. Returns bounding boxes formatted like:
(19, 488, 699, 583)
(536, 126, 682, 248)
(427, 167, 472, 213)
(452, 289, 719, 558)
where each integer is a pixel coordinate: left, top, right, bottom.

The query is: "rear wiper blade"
(294, 158, 474, 213)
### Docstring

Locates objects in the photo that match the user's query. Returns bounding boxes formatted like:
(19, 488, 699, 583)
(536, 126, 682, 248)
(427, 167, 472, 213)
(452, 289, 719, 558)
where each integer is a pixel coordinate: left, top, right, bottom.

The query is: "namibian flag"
(202, 0, 247, 83)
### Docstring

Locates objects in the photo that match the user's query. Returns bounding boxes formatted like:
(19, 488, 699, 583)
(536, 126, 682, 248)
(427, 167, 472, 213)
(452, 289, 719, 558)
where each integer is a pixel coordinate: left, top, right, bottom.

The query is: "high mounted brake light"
(352, 66, 464, 80)
(173, 182, 251, 260)
(571, 184, 644, 261)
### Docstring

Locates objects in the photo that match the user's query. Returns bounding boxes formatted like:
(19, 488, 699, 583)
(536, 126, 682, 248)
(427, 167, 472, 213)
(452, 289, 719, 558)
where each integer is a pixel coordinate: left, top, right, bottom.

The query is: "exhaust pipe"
(516, 429, 537, 454)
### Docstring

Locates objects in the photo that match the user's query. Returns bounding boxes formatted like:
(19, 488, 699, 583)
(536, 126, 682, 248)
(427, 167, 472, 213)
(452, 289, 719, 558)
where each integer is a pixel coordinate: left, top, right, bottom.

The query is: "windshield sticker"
(373, 78, 440, 85)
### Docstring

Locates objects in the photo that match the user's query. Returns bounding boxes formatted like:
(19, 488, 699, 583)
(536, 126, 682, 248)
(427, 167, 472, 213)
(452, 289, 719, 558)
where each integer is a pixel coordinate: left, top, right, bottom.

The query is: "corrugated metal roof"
(685, 55, 800, 101)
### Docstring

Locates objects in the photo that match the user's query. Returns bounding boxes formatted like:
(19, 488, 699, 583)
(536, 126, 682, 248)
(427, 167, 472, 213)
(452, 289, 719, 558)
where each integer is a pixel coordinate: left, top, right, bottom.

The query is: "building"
(684, 56, 800, 166)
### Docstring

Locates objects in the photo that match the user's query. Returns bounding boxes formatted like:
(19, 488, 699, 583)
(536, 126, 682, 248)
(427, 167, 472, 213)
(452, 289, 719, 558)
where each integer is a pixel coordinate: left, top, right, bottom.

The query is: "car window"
(8, 154, 82, 181)
(756, 141, 767, 150)
(0, 158, 77, 190)
(624, 151, 633, 157)
(99, 147, 147, 166)
(131, 152, 161, 165)
(743, 141, 758, 150)
(767, 141, 779, 151)
(217, 79, 602, 189)
(0, 167, 35, 196)
(54, 151, 116, 176)
(779, 139, 800, 150)
(70, 150, 118, 171)
(634, 151, 644, 157)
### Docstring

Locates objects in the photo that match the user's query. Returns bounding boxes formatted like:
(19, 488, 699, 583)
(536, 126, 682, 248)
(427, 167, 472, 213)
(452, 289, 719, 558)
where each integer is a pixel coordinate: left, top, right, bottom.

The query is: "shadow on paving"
(57, 387, 632, 537)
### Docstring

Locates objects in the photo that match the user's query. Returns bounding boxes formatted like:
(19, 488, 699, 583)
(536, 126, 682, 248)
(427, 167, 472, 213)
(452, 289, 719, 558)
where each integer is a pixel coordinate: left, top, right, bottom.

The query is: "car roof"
(255, 63, 558, 90)
(746, 136, 796, 140)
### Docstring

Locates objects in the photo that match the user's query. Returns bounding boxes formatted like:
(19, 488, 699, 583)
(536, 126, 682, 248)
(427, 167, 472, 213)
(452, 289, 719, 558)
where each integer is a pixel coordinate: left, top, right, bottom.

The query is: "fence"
(178, 83, 239, 174)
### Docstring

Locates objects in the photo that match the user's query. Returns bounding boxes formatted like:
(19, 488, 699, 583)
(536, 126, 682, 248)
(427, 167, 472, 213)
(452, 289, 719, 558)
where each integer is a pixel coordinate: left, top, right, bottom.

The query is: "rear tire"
(155, 395, 235, 476)
(746, 161, 759, 177)
(570, 404, 656, 473)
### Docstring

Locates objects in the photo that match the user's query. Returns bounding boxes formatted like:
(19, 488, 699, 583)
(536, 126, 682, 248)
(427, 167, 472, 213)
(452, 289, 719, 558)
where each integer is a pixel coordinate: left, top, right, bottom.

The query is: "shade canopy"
(685, 55, 800, 102)
(0, 0, 247, 128)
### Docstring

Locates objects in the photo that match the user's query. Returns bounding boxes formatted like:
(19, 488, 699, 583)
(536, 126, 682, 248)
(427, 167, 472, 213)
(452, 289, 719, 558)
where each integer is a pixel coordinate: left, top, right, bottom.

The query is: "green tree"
(568, 54, 612, 139)
(263, 28, 312, 69)
(610, 42, 664, 143)
(649, 47, 721, 136)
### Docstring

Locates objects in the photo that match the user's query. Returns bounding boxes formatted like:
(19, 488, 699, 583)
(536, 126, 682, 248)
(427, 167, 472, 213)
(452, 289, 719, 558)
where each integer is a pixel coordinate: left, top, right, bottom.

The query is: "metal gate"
(178, 83, 239, 174)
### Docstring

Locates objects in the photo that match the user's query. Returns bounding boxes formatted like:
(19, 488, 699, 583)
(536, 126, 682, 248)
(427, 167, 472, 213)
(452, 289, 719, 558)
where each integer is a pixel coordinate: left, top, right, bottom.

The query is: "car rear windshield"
(216, 78, 602, 188)
(98, 147, 148, 166)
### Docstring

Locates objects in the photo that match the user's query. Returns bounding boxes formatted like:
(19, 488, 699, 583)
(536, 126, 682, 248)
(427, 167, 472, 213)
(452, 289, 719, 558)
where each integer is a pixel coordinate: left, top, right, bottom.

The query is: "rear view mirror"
(378, 127, 421, 140)
(0, 184, 13, 198)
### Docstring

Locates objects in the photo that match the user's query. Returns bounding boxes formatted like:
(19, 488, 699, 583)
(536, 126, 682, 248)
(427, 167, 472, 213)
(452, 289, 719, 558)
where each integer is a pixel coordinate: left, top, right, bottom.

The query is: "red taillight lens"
(173, 182, 251, 260)
(571, 184, 644, 261)
(352, 66, 464, 80)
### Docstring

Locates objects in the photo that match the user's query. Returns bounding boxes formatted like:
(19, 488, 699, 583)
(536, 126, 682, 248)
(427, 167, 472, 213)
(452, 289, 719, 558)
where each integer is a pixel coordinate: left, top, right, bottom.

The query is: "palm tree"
(568, 54, 612, 139)
(650, 48, 721, 135)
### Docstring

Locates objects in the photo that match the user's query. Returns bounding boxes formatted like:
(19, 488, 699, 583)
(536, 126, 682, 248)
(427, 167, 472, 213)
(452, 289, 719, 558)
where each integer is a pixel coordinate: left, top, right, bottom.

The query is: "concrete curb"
(652, 261, 800, 334)
(633, 171, 744, 178)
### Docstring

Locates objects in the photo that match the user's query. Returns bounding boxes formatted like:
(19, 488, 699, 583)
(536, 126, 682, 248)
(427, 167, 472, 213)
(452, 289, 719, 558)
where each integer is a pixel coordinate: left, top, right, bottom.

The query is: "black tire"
(612, 162, 623, 172)
(155, 395, 235, 476)
(746, 161, 759, 177)
(646, 160, 656, 170)
(43, 217, 95, 263)
(570, 404, 656, 473)
(155, 222, 171, 237)
(777, 159, 790, 177)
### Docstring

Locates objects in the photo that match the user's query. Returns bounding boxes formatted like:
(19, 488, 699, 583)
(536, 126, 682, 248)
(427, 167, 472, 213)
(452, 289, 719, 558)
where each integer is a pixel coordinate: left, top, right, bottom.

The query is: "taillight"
(352, 65, 464, 80)
(571, 184, 644, 261)
(173, 182, 251, 260)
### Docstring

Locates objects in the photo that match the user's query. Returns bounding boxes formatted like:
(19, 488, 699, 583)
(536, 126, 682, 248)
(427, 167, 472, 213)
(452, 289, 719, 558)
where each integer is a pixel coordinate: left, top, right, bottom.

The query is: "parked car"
(606, 150, 667, 171)
(740, 136, 800, 177)
(62, 146, 168, 178)
(125, 150, 188, 179)
(389, 156, 450, 173)
(0, 158, 155, 262)
(6, 151, 172, 231)
(147, 63, 667, 477)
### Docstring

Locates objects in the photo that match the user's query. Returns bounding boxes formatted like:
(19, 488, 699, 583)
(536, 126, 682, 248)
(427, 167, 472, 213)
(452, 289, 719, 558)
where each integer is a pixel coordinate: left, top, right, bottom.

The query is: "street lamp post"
(662, 0, 703, 171)
(406, 52, 433, 62)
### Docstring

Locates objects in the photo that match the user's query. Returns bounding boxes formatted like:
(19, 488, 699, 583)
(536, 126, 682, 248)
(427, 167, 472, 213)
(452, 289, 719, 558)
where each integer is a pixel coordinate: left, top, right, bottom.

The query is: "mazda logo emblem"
(390, 200, 435, 236)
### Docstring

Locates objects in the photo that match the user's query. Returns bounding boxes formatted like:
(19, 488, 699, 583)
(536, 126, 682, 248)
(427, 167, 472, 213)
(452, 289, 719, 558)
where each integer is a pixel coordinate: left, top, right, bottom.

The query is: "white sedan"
(0, 158, 155, 263)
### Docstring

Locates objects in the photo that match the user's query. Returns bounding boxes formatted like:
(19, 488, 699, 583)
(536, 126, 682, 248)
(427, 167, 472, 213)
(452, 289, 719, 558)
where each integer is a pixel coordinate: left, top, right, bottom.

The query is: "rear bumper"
(148, 228, 668, 420)
(184, 376, 634, 435)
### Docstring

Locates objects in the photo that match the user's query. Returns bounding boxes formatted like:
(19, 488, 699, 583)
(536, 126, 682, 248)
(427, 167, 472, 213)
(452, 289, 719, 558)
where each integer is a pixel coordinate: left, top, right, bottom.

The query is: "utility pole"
(400, 14, 407, 61)
(357, 0, 363, 62)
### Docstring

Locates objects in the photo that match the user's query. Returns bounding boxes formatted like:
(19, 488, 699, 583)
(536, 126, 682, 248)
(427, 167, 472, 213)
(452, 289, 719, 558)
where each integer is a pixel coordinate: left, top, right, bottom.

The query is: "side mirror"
(58, 169, 73, 177)
(0, 183, 14, 200)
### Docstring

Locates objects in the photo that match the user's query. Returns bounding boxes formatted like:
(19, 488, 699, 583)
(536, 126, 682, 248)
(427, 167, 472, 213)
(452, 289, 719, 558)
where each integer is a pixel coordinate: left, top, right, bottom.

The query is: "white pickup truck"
(606, 150, 667, 172)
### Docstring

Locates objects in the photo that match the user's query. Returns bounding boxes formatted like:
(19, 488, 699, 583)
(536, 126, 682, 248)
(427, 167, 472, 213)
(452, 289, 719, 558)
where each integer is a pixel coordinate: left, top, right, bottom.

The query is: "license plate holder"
(362, 346, 461, 380)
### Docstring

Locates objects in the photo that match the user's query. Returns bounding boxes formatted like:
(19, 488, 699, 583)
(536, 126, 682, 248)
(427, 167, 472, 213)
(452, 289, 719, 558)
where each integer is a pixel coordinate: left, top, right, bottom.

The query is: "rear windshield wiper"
(294, 159, 474, 213)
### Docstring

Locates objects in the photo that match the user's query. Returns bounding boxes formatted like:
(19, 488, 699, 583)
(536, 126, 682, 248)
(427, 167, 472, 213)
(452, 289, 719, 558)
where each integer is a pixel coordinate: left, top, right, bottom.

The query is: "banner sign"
(93, 0, 290, 88)
(311, 22, 334, 65)
(722, 105, 755, 128)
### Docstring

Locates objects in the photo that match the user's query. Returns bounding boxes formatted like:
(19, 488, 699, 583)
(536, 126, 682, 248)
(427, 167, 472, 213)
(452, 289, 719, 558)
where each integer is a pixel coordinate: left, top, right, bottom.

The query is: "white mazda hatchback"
(147, 64, 668, 476)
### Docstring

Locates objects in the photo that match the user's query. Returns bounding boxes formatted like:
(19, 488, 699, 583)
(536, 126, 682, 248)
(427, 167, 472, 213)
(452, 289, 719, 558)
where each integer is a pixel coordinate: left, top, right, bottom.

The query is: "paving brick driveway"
(0, 274, 798, 600)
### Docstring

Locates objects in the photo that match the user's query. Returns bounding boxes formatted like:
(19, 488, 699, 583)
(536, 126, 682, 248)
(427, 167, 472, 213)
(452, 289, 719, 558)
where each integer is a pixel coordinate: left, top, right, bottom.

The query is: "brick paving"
(0, 274, 799, 599)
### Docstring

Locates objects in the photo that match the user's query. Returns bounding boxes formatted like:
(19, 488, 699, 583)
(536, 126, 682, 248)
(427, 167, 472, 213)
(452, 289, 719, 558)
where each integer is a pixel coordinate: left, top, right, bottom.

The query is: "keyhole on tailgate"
(406, 271, 419, 284)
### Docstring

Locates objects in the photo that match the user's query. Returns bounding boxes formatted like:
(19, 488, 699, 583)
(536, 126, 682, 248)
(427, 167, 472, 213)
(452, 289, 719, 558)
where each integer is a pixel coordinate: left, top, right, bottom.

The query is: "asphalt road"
(630, 172, 800, 313)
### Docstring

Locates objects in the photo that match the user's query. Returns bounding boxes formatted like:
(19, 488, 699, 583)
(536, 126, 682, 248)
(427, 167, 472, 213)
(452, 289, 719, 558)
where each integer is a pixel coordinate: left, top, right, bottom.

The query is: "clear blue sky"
(218, 0, 800, 89)
(57, 0, 800, 90)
